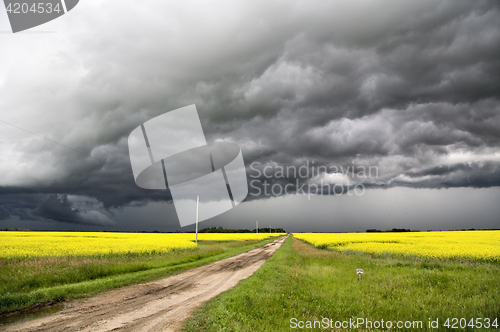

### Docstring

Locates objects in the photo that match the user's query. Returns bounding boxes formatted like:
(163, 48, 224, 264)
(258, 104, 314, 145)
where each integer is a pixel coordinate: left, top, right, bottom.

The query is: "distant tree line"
(192, 226, 286, 233)
(253, 227, 286, 233)
(366, 228, 412, 233)
(366, 228, 479, 233)
(1, 228, 30, 231)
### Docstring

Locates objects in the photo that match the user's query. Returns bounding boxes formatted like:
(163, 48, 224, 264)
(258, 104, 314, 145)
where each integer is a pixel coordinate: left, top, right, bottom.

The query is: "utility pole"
(256, 220, 258, 237)
(270, 225, 271, 234)
(195, 195, 199, 243)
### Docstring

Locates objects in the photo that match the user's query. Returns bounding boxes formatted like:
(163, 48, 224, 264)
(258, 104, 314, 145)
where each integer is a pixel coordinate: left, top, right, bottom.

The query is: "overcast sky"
(1, 0, 499, 232)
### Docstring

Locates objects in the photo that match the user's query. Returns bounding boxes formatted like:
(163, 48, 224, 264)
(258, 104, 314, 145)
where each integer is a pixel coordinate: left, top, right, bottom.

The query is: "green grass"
(0, 237, 280, 314)
(183, 236, 500, 332)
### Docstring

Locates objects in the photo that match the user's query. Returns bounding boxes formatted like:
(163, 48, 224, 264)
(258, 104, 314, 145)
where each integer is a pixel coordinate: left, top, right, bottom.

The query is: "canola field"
(0, 232, 284, 259)
(293, 230, 500, 261)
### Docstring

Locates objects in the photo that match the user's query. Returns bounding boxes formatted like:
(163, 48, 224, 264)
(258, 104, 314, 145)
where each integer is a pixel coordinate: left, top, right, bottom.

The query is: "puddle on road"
(0, 304, 64, 327)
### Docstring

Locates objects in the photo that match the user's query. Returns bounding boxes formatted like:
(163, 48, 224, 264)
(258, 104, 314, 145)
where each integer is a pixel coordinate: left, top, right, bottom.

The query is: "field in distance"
(0, 232, 284, 314)
(294, 230, 500, 262)
(0, 232, 285, 258)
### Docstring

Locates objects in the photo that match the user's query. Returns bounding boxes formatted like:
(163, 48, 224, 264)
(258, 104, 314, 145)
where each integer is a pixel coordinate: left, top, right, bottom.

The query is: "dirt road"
(3, 236, 287, 332)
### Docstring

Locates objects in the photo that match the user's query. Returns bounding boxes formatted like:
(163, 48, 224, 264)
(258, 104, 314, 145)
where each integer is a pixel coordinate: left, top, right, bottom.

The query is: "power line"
(0, 119, 96, 159)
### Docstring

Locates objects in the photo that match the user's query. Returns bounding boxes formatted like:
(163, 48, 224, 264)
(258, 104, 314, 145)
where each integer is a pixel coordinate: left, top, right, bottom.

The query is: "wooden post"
(195, 195, 199, 243)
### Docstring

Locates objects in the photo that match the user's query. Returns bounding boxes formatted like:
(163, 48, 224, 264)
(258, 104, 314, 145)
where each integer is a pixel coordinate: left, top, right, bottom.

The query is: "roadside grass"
(183, 236, 500, 332)
(0, 237, 280, 314)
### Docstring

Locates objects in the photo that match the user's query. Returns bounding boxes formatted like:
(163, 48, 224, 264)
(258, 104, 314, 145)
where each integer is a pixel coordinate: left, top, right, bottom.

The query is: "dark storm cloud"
(0, 206, 10, 220)
(0, 193, 114, 226)
(1, 0, 499, 225)
(395, 161, 500, 188)
(32, 194, 114, 226)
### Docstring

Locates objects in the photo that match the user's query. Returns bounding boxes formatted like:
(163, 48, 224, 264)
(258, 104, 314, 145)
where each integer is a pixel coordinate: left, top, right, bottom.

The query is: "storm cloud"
(33, 194, 114, 226)
(0, 0, 499, 229)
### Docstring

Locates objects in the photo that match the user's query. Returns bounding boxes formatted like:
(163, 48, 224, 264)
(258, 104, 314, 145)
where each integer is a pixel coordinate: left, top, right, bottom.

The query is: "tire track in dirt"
(4, 236, 287, 332)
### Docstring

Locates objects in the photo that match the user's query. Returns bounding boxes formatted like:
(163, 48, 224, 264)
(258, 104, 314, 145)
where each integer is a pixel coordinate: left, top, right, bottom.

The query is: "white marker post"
(195, 195, 199, 243)
(356, 269, 364, 281)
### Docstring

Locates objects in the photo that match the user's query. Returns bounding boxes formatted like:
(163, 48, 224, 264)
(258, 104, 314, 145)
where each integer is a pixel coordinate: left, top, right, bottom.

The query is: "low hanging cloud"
(33, 195, 115, 226)
(0, 206, 10, 220)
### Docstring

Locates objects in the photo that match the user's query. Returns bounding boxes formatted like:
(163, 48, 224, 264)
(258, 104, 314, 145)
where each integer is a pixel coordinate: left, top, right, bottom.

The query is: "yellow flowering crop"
(0, 232, 284, 259)
(293, 231, 500, 262)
